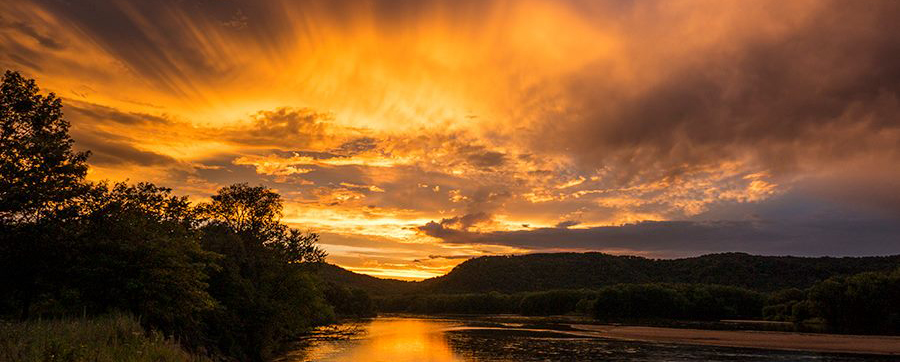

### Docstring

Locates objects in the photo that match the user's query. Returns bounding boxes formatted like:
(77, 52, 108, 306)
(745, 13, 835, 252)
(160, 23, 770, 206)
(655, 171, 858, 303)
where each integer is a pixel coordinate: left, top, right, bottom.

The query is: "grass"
(0, 314, 210, 362)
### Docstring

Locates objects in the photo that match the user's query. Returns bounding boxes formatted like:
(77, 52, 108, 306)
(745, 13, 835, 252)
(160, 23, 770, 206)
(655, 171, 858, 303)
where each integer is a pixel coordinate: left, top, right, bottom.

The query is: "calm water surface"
(283, 317, 894, 362)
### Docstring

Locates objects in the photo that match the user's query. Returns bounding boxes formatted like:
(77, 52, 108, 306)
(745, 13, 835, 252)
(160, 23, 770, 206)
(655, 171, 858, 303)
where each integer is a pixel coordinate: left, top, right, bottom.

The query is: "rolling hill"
(313, 252, 900, 294)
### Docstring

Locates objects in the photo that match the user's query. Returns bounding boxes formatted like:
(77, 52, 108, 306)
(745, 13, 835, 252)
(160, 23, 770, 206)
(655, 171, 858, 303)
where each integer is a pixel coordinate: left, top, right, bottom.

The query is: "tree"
(808, 269, 900, 334)
(70, 182, 217, 338)
(198, 183, 331, 360)
(0, 70, 90, 318)
(201, 183, 283, 241)
(0, 70, 89, 224)
(200, 183, 326, 263)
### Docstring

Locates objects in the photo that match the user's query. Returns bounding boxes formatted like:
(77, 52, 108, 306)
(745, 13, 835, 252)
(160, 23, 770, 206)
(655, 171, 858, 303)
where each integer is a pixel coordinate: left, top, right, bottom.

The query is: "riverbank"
(572, 324, 900, 355)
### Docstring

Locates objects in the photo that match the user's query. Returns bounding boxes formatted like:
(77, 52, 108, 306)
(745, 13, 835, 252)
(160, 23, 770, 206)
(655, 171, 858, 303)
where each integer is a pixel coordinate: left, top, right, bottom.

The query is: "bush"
(0, 314, 210, 362)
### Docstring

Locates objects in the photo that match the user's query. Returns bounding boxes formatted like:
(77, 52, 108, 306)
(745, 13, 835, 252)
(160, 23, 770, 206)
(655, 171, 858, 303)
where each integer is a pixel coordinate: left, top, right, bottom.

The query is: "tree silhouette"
(202, 183, 283, 239)
(0, 70, 89, 224)
(201, 183, 326, 263)
(1, 71, 91, 318)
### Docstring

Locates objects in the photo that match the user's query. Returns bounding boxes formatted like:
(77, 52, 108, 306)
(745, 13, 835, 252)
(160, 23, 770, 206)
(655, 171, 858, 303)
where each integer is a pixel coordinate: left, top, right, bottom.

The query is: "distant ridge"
(313, 252, 900, 294)
(304, 263, 416, 295)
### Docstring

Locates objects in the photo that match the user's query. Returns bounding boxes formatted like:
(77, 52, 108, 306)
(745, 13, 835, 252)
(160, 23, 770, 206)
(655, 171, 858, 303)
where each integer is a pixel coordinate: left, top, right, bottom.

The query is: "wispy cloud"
(5, 0, 900, 278)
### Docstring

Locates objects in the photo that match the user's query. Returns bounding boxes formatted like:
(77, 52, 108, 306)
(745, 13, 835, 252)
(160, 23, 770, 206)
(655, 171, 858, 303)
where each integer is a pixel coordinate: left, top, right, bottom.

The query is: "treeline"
(765, 268, 900, 335)
(376, 284, 764, 321)
(376, 270, 900, 335)
(0, 71, 372, 360)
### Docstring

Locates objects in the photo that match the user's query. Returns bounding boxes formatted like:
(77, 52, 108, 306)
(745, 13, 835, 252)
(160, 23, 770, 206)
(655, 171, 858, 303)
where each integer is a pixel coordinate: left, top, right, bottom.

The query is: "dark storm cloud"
(18, 0, 493, 95)
(529, 1, 900, 188)
(24, 0, 257, 94)
(61, 101, 180, 167)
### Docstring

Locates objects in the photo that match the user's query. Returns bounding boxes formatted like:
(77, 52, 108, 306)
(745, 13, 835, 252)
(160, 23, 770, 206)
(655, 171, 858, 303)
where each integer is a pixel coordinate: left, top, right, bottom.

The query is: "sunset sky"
(3, 0, 900, 279)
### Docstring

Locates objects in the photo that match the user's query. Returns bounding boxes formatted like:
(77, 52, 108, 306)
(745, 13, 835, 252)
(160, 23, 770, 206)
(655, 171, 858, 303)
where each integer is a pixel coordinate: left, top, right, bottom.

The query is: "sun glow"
(7, 0, 893, 280)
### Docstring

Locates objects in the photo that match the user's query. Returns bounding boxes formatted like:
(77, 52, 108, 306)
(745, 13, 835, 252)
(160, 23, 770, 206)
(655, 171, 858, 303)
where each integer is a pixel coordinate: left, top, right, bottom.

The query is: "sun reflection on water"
(299, 318, 463, 362)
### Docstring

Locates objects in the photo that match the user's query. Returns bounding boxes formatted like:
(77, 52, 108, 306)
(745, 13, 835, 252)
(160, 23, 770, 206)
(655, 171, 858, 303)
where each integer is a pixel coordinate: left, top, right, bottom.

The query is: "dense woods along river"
(279, 316, 897, 361)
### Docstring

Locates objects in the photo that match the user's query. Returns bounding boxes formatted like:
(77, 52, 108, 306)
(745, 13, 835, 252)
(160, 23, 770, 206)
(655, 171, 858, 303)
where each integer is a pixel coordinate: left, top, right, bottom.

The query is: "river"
(280, 316, 895, 361)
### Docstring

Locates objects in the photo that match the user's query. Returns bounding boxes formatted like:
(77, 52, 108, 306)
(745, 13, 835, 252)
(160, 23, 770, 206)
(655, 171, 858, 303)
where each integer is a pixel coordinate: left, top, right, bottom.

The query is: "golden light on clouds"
(5, 0, 900, 278)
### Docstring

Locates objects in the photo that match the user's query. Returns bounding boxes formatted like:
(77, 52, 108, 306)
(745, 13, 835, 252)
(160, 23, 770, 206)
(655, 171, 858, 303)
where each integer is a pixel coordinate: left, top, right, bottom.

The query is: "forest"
(2, 70, 899, 361)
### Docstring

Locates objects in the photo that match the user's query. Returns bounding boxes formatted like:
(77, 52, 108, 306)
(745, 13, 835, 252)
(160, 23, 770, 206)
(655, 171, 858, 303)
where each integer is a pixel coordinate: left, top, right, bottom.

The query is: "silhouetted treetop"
(201, 183, 283, 239)
(200, 183, 326, 263)
(0, 70, 89, 223)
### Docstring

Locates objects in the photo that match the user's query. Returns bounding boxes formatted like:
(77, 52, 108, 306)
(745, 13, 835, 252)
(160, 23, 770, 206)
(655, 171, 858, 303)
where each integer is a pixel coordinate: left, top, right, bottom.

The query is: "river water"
(281, 316, 894, 362)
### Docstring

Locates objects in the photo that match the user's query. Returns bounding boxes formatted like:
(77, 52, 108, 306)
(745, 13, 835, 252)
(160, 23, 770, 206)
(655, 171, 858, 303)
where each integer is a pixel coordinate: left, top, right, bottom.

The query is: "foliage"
(0, 71, 350, 361)
(759, 269, 900, 335)
(322, 282, 375, 318)
(518, 290, 597, 316)
(762, 288, 807, 322)
(68, 182, 217, 338)
(0, 70, 89, 224)
(593, 284, 688, 320)
(0, 70, 91, 319)
(197, 184, 333, 360)
(199, 183, 326, 264)
(678, 284, 765, 320)
(0, 313, 210, 362)
(807, 269, 900, 334)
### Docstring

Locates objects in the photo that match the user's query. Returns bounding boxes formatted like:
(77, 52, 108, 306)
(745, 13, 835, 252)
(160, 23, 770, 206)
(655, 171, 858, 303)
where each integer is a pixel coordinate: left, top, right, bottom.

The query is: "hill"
(303, 263, 416, 295)
(316, 252, 900, 294)
(418, 252, 900, 293)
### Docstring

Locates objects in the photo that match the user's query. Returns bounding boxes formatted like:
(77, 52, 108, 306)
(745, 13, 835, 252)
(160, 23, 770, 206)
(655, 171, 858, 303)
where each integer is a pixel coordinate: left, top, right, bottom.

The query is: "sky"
(3, 0, 900, 280)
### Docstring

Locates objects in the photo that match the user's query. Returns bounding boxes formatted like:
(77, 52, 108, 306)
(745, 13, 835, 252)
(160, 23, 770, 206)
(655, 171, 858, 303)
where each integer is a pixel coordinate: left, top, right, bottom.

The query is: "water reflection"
(294, 317, 463, 362)
(285, 317, 895, 362)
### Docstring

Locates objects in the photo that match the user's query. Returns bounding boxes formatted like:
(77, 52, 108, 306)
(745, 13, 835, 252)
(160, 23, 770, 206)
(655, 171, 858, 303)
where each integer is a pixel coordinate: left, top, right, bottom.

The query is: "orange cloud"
(6, 0, 900, 278)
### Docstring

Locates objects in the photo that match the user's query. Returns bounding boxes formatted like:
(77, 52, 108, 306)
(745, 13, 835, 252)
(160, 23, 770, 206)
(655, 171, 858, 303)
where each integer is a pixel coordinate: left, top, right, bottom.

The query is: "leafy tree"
(200, 183, 326, 263)
(0, 70, 89, 224)
(271, 229, 327, 264)
(0, 71, 90, 318)
(198, 184, 331, 360)
(201, 183, 283, 241)
(68, 182, 217, 338)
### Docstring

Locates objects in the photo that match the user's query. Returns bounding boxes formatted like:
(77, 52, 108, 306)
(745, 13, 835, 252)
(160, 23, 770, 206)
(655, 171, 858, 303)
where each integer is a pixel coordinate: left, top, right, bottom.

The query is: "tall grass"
(0, 314, 210, 362)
